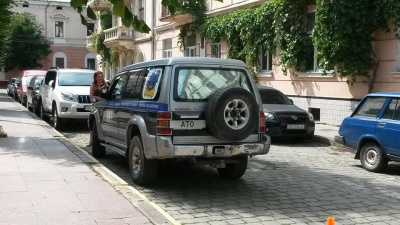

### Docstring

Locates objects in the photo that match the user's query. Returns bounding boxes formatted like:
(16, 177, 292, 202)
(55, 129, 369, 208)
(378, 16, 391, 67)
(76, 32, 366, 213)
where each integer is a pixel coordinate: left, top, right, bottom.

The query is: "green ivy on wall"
(179, 0, 400, 91)
(91, 11, 114, 65)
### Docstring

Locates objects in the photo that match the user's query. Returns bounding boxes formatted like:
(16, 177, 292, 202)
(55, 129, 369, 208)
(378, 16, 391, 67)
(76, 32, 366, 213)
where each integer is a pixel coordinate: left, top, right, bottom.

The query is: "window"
(260, 48, 273, 71)
(123, 69, 146, 99)
(305, 12, 317, 71)
(354, 97, 387, 118)
(87, 58, 95, 70)
(55, 58, 65, 68)
(163, 38, 172, 58)
(55, 21, 64, 38)
(111, 74, 129, 100)
(174, 68, 251, 101)
(211, 43, 221, 58)
(87, 23, 94, 36)
(185, 35, 197, 57)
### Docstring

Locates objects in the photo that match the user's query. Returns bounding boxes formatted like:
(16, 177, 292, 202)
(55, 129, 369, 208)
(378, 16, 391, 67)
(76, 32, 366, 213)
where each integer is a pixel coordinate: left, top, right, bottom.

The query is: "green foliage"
(1, 13, 51, 72)
(0, 0, 14, 65)
(313, 0, 400, 91)
(91, 11, 114, 64)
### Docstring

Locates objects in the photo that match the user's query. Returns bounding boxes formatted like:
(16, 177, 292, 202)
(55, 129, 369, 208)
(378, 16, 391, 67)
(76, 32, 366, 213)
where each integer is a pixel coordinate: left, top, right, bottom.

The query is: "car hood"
(262, 104, 307, 114)
(56, 86, 91, 95)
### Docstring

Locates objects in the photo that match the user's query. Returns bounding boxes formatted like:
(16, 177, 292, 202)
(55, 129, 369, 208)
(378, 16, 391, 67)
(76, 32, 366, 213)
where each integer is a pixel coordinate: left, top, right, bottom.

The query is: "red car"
(16, 70, 47, 107)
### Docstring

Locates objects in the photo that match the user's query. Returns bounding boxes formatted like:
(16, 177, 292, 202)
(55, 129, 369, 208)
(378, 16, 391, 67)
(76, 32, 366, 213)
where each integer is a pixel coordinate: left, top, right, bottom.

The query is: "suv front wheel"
(52, 106, 63, 130)
(129, 136, 158, 185)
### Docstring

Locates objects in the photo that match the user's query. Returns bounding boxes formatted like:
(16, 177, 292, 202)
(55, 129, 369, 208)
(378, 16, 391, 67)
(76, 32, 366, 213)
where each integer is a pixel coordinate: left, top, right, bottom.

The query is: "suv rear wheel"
(91, 122, 106, 158)
(206, 87, 258, 141)
(217, 156, 248, 179)
(129, 136, 158, 185)
(360, 142, 388, 172)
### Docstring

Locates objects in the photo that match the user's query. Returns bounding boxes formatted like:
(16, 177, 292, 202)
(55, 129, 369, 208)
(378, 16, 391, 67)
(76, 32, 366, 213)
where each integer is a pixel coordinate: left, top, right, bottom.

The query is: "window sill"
(297, 71, 335, 77)
(391, 72, 400, 77)
(257, 71, 273, 78)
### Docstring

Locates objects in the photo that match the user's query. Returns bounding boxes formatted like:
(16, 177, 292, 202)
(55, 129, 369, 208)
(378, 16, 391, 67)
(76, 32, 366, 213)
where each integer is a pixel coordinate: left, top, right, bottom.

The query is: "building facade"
(88, 0, 400, 126)
(3, 0, 96, 82)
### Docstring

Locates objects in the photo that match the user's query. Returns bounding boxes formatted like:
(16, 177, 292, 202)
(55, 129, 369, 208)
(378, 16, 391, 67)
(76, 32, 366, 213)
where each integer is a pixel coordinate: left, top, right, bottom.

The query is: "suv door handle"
(378, 122, 386, 127)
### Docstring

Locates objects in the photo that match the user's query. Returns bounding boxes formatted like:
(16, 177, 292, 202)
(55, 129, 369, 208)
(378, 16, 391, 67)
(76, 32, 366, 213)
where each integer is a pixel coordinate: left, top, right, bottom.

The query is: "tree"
(70, 0, 222, 33)
(0, 0, 14, 64)
(2, 13, 51, 72)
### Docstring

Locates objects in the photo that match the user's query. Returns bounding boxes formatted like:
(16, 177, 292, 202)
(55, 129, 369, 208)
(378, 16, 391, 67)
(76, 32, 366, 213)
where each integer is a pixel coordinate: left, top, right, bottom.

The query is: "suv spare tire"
(205, 87, 258, 141)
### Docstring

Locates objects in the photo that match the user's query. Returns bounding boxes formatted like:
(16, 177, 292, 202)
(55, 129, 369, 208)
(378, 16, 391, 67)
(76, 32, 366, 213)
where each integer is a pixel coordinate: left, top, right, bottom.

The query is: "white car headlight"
(61, 92, 76, 102)
(308, 112, 314, 122)
(265, 112, 277, 122)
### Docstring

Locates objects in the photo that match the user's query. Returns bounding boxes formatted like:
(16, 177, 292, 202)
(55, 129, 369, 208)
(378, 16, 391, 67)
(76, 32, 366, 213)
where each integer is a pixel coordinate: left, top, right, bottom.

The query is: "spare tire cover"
(205, 87, 258, 141)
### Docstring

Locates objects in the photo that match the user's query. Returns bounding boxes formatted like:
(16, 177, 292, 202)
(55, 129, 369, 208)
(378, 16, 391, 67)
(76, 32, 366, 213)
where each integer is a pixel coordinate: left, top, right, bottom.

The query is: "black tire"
(217, 156, 248, 179)
(22, 96, 27, 107)
(360, 142, 388, 172)
(205, 87, 258, 141)
(91, 122, 106, 158)
(33, 99, 40, 116)
(40, 101, 49, 121)
(129, 136, 158, 185)
(52, 106, 63, 130)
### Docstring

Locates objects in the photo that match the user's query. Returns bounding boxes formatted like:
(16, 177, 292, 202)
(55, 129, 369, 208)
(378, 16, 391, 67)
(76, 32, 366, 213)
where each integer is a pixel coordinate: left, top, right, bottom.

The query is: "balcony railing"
(159, 5, 193, 23)
(103, 26, 135, 50)
(87, 0, 111, 11)
(86, 36, 95, 52)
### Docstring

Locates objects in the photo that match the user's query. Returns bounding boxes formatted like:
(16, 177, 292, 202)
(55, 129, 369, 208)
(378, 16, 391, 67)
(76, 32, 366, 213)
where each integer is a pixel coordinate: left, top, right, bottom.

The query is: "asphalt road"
(61, 122, 400, 225)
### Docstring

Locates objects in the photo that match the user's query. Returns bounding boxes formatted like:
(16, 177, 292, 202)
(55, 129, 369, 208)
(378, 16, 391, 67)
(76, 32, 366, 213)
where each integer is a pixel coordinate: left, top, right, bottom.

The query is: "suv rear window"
(174, 67, 251, 101)
(259, 89, 290, 104)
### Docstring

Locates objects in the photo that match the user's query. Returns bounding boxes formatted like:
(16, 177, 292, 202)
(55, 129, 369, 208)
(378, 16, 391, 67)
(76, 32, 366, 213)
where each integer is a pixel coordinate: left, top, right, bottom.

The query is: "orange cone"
(326, 216, 335, 225)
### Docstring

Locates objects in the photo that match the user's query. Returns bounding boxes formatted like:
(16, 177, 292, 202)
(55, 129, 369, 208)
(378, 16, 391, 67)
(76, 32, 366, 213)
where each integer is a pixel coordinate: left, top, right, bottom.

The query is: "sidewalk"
(313, 122, 340, 146)
(0, 90, 175, 225)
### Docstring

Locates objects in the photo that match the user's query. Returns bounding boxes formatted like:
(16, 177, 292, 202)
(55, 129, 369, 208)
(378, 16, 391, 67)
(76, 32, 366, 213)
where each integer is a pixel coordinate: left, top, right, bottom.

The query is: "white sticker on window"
(143, 68, 162, 99)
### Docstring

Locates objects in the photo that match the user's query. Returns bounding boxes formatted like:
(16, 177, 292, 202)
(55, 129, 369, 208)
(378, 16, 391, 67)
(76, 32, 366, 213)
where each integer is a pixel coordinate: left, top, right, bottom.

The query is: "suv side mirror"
(99, 87, 109, 99)
(288, 99, 294, 104)
(17, 81, 21, 87)
(49, 80, 55, 88)
(27, 86, 34, 90)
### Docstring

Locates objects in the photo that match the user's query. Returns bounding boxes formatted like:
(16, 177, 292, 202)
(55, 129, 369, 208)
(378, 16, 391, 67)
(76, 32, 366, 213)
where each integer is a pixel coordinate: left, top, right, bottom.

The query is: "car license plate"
(170, 120, 206, 130)
(287, 124, 305, 129)
(84, 105, 91, 111)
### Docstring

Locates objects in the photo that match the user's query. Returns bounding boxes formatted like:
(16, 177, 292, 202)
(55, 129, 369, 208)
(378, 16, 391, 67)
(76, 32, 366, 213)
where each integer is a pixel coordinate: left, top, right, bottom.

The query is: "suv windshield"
(174, 67, 251, 100)
(259, 89, 290, 104)
(58, 71, 93, 86)
(22, 76, 34, 85)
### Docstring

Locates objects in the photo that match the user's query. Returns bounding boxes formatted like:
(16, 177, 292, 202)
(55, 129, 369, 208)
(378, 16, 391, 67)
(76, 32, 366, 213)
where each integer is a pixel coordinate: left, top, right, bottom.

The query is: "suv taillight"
(157, 112, 172, 135)
(259, 112, 266, 133)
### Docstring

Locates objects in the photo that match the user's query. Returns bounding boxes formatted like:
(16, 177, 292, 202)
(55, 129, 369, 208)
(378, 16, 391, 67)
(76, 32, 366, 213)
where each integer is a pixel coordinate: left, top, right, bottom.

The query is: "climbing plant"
(179, 0, 400, 91)
(91, 11, 114, 65)
(313, 0, 400, 92)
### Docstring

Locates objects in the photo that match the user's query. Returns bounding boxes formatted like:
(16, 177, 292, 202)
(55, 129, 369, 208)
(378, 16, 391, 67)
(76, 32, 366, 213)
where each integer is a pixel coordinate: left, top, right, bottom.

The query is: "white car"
(39, 68, 95, 130)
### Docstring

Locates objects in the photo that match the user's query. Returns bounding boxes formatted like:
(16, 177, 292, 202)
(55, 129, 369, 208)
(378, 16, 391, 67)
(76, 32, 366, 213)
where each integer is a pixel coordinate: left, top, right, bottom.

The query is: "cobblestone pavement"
(62, 124, 400, 225)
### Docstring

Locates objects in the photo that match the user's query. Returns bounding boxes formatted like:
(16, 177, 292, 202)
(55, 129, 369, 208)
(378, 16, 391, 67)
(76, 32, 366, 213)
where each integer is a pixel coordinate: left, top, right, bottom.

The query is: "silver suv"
(88, 57, 271, 185)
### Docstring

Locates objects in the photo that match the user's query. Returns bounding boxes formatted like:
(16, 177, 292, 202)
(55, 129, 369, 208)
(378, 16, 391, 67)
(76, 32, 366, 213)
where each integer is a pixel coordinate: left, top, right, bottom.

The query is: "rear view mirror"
(49, 80, 55, 88)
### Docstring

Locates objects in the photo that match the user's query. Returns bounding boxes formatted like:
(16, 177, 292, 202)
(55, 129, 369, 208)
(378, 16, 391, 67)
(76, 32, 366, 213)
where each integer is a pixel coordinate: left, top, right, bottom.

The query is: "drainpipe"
(151, 0, 155, 60)
(45, 0, 49, 69)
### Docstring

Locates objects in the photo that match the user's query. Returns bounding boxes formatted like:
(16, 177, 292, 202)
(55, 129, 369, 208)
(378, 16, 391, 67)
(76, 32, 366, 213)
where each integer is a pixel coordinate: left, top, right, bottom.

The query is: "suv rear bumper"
(155, 134, 271, 158)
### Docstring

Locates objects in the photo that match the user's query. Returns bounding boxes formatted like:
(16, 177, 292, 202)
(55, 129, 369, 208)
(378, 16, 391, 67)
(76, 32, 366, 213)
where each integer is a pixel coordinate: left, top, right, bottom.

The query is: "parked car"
(39, 68, 95, 130)
(336, 92, 400, 172)
(6, 78, 16, 97)
(27, 76, 44, 115)
(258, 86, 315, 140)
(12, 78, 20, 101)
(16, 70, 47, 107)
(88, 57, 271, 185)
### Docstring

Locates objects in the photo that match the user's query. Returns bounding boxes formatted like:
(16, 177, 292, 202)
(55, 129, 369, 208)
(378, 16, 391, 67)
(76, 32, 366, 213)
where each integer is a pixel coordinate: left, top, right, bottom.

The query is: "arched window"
(53, 52, 67, 68)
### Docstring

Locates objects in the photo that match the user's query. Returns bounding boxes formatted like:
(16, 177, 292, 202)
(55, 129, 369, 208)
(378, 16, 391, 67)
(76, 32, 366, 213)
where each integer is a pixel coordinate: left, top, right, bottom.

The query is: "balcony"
(87, 0, 111, 11)
(159, 5, 193, 23)
(103, 26, 135, 51)
(86, 36, 95, 52)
